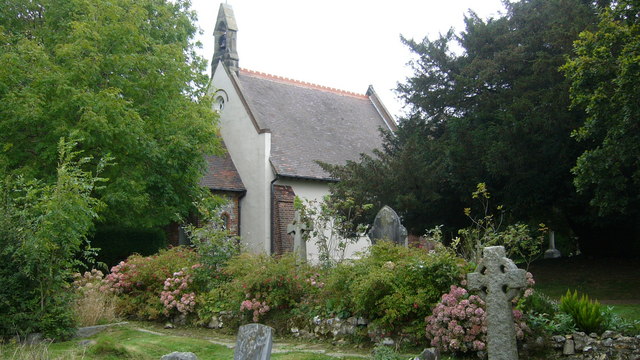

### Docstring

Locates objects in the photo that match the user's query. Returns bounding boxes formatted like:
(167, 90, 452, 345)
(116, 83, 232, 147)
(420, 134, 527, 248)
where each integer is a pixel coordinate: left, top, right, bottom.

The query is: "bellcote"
(212, 3, 239, 75)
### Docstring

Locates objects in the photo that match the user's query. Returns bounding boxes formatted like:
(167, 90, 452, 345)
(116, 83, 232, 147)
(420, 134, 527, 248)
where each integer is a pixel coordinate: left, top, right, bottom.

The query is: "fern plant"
(560, 290, 604, 333)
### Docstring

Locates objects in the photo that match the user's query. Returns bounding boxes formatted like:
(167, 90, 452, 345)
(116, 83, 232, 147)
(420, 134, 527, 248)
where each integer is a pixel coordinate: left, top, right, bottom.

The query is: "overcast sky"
(189, 0, 505, 118)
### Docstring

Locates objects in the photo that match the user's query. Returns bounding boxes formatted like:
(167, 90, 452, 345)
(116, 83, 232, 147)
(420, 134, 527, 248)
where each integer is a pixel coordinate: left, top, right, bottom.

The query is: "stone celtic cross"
(287, 210, 312, 262)
(467, 246, 526, 360)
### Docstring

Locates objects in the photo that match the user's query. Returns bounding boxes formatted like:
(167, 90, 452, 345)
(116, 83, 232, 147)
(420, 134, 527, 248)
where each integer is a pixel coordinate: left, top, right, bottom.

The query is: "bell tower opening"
(212, 3, 239, 75)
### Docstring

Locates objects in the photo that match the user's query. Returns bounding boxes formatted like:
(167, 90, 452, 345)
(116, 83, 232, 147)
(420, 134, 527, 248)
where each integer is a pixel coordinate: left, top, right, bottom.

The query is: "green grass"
(1, 324, 367, 360)
(529, 256, 640, 322)
(607, 304, 640, 322)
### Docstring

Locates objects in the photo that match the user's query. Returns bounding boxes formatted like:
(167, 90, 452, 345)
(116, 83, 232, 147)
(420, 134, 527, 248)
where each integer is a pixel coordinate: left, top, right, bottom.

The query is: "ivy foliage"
(0, 0, 220, 228)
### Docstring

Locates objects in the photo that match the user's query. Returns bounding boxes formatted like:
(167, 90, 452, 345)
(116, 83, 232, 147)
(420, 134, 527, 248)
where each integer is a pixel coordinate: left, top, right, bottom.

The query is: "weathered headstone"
(467, 246, 526, 360)
(287, 210, 312, 262)
(543, 230, 561, 259)
(233, 323, 273, 360)
(368, 205, 407, 246)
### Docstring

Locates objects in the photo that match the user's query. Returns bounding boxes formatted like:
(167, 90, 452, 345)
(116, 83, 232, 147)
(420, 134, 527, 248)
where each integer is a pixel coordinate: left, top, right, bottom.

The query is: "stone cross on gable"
(287, 210, 312, 262)
(467, 246, 526, 360)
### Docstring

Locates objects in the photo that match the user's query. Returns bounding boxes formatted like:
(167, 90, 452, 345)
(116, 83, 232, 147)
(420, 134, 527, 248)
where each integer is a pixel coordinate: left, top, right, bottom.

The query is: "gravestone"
(233, 323, 273, 360)
(467, 246, 526, 360)
(368, 205, 407, 246)
(543, 230, 561, 259)
(287, 210, 312, 262)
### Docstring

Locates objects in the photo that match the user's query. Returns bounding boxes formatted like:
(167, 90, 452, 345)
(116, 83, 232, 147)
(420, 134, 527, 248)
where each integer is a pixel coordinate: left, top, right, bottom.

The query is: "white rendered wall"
(276, 178, 371, 263)
(211, 66, 272, 254)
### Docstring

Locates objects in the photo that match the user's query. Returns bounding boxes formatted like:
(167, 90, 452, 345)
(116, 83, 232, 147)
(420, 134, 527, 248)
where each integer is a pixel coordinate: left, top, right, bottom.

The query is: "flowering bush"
(100, 247, 199, 320)
(101, 261, 136, 294)
(222, 253, 319, 324)
(305, 273, 325, 288)
(160, 266, 199, 316)
(426, 285, 529, 355)
(321, 241, 466, 338)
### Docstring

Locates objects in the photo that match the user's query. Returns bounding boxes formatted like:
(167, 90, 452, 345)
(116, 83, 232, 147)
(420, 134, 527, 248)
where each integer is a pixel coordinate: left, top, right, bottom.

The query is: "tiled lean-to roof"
(237, 69, 395, 181)
(200, 140, 245, 192)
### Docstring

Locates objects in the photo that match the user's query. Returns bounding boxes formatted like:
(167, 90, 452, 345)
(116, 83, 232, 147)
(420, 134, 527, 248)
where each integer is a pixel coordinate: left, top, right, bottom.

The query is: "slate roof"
(200, 140, 245, 192)
(236, 69, 395, 181)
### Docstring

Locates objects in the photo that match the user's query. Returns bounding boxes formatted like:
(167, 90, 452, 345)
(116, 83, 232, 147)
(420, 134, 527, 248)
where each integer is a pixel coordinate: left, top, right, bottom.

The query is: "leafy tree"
(562, 0, 640, 217)
(0, 0, 220, 228)
(0, 139, 106, 339)
(326, 0, 598, 237)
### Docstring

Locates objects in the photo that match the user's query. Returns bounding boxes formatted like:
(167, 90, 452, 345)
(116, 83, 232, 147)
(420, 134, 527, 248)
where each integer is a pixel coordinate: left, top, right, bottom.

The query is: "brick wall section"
(273, 185, 296, 255)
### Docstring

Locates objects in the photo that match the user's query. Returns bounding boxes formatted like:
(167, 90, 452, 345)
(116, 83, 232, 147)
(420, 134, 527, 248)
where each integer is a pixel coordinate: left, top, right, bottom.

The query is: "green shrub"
(185, 196, 240, 292)
(324, 241, 465, 338)
(601, 306, 640, 336)
(520, 290, 576, 335)
(221, 253, 320, 326)
(560, 290, 604, 333)
(519, 290, 559, 317)
(90, 227, 167, 268)
(371, 345, 404, 360)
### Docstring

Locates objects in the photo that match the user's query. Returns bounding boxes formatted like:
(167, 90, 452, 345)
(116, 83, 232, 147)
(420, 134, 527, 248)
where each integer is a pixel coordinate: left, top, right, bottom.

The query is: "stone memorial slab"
(233, 323, 273, 360)
(368, 205, 407, 246)
(467, 246, 526, 360)
(287, 210, 312, 262)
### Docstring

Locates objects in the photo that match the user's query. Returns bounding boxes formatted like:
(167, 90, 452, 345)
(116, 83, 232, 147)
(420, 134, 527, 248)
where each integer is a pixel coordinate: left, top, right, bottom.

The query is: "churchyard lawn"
(0, 322, 370, 360)
(529, 255, 640, 321)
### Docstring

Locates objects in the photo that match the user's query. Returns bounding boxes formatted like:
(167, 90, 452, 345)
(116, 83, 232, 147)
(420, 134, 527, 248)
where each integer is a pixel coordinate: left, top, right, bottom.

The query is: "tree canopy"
(324, 0, 600, 238)
(0, 0, 220, 228)
(563, 0, 640, 217)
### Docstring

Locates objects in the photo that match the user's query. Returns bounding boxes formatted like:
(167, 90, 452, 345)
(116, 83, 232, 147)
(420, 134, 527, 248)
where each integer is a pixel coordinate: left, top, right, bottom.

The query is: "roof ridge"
(240, 68, 368, 99)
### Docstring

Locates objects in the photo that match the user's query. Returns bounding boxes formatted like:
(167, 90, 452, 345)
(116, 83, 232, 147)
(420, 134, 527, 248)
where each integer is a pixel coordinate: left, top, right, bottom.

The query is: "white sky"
(189, 0, 505, 118)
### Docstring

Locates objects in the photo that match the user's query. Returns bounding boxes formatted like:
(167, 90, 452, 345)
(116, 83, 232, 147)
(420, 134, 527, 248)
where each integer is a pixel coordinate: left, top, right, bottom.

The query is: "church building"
(201, 4, 396, 260)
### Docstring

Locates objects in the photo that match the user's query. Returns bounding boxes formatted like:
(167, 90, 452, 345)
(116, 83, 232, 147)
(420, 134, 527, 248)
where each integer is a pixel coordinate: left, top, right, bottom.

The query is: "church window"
(220, 212, 230, 230)
(215, 96, 225, 111)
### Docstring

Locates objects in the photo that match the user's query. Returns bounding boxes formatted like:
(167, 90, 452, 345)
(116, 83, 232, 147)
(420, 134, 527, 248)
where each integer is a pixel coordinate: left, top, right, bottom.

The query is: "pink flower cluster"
(160, 268, 196, 315)
(101, 261, 136, 294)
(523, 272, 535, 298)
(240, 298, 270, 322)
(425, 285, 528, 354)
(305, 273, 324, 288)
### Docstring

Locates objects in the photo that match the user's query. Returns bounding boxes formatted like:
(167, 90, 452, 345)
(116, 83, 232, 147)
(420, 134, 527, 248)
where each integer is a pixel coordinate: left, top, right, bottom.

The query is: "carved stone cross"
(287, 210, 311, 262)
(467, 246, 526, 360)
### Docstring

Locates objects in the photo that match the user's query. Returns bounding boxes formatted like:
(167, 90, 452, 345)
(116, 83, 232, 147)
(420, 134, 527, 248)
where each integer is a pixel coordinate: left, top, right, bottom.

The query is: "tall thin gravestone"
(467, 246, 526, 360)
(368, 205, 407, 246)
(287, 210, 311, 262)
(544, 230, 561, 259)
(233, 323, 273, 360)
